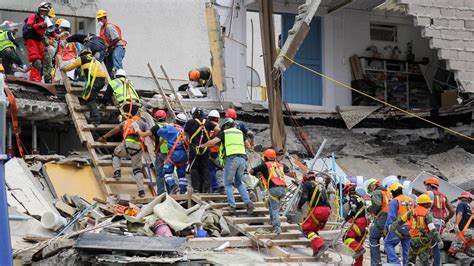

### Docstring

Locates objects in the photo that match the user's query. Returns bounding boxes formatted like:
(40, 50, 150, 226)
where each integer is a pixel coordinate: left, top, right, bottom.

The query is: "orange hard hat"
(263, 149, 277, 160)
(424, 177, 440, 187)
(459, 191, 473, 200)
(225, 108, 237, 119)
(189, 69, 201, 81)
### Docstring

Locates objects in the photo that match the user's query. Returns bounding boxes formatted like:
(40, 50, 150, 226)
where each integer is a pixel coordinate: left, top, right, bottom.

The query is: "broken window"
(370, 23, 397, 42)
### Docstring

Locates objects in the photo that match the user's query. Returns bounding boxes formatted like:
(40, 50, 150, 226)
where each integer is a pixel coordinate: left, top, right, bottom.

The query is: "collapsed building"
(2, 0, 474, 265)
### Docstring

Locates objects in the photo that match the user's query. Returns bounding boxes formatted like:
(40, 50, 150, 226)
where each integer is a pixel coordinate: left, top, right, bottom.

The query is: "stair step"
(75, 105, 119, 112)
(81, 124, 117, 131)
(210, 202, 264, 209)
(90, 142, 120, 148)
(97, 160, 131, 166)
(243, 223, 300, 232)
(230, 216, 287, 225)
(264, 238, 310, 247)
(104, 178, 154, 185)
(222, 207, 269, 216)
(198, 194, 242, 201)
(253, 230, 303, 240)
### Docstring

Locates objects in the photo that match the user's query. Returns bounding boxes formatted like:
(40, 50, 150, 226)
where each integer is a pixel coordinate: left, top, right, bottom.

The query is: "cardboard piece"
(441, 90, 458, 108)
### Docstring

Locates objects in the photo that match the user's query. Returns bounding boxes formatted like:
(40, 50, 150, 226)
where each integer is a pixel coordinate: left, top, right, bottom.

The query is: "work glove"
(437, 241, 444, 249)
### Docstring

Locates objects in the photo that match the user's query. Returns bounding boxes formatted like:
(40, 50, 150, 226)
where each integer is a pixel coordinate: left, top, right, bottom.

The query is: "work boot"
(113, 170, 121, 180)
(272, 226, 282, 235)
(313, 244, 329, 259)
(138, 190, 145, 198)
(224, 206, 236, 215)
(217, 186, 225, 194)
(92, 120, 101, 128)
(246, 202, 255, 216)
(352, 247, 366, 258)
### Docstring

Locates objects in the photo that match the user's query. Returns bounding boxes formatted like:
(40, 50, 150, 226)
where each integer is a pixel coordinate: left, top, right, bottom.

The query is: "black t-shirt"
(150, 124, 162, 152)
(184, 118, 216, 146)
(251, 162, 289, 188)
(457, 202, 474, 230)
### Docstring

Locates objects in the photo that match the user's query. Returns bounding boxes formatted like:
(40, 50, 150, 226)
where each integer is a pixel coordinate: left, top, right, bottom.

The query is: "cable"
(282, 55, 474, 142)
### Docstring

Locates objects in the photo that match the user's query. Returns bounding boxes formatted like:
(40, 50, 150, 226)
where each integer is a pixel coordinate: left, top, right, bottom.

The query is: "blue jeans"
(369, 215, 387, 266)
(209, 153, 218, 192)
(155, 153, 167, 195)
(268, 186, 286, 227)
(105, 45, 125, 74)
(384, 230, 411, 265)
(432, 222, 442, 266)
(223, 156, 251, 208)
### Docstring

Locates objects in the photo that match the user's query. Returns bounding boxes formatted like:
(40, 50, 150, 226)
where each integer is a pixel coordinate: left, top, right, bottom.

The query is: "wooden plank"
(269, 246, 291, 258)
(210, 202, 264, 209)
(243, 223, 300, 232)
(81, 124, 117, 131)
(254, 230, 303, 240)
(104, 178, 155, 185)
(230, 216, 287, 225)
(97, 160, 131, 166)
(222, 207, 269, 216)
(187, 237, 253, 249)
(89, 142, 120, 148)
(197, 194, 242, 201)
(264, 257, 322, 263)
(265, 238, 310, 247)
(74, 105, 119, 113)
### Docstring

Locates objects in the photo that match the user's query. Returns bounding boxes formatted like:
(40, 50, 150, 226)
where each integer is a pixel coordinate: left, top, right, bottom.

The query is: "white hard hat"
(208, 110, 220, 119)
(176, 113, 187, 123)
(115, 69, 126, 77)
(59, 19, 70, 29)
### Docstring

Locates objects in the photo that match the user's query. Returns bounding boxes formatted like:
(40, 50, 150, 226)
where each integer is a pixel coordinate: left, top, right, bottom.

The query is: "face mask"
(97, 21, 103, 28)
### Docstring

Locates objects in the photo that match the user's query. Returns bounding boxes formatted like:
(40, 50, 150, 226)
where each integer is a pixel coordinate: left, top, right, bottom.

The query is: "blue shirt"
(236, 121, 249, 136)
(456, 202, 474, 231)
(157, 125, 185, 151)
(384, 197, 416, 230)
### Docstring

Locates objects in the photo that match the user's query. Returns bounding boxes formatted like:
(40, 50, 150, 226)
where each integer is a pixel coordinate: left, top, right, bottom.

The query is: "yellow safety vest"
(0, 31, 15, 52)
(109, 77, 140, 104)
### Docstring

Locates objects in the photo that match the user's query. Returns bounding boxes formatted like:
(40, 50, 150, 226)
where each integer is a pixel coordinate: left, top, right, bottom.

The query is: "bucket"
(41, 211, 67, 231)
(196, 229, 207, 238)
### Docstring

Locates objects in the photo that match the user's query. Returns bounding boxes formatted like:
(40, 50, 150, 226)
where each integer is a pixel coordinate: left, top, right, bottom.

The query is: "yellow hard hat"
(417, 194, 433, 205)
(55, 18, 64, 26)
(388, 182, 403, 192)
(365, 178, 378, 191)
(96, 9, 107, 19)
(0, 63, 4, 72)
(48, 8, 56, 18)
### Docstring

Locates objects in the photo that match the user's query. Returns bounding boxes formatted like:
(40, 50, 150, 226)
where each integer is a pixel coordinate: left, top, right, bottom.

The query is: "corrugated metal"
(281, 15, 323, 105)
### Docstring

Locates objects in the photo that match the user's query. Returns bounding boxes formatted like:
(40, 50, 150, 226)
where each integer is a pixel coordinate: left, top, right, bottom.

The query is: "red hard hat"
(225, 108, 237, 119)
(154, 110, 167, 119)
(343, 183, 355, 195)
(263, 149, 277, 160)
(459, 191, 473, 200)
(303, 171, 316, 182)
(189, 69, 201, 81)
(424, 177, 440, 187)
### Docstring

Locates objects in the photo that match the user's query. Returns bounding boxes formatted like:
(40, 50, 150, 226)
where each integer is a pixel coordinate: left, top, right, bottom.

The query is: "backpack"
(22, 15, 40, 40)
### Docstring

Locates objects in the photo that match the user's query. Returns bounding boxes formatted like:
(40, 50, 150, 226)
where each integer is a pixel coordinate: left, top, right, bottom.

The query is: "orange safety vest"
(58, 42, 77, 61)
(209, 121, 220, 153)
(396, 195, 415, 225)
(99, 22, 127, 48)
(407, 206, 430, 238)
(263, 162, 287, 188)
(122, 116, 141, 140)
(380, 189, 392, 214)
(432, 190, 448, 219)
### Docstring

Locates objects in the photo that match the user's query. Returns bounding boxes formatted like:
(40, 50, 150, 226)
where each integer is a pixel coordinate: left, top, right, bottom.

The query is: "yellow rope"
(282, 55, 474, 141)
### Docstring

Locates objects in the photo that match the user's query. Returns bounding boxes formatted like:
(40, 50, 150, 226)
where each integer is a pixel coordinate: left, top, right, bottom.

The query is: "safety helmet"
(459, 191, 473, 200)
(303, 171, 317, 182)
(176, 113, 187, 124)
(424, 177, 440, 187)
(208, 110, 220, 119)
(55, 18, 64, 27)
(80, 48, 92, 55)
(263, 149, 277, 160)
(38, 2, 52, 11)
(343, 183, 355, 195)
(154, 110, 167, 120)
(221, 118, 235, 129)
(115, 69, 126, 78)
(365, 178, 379, 192)
(225, 108, 237, 119)
(417, 194, 433, 205)
(0, 63, 4, 72)
(189, 69, 201, 81)
(59, 19, 71, 29)
(48, 8, 56, 18)
(192, 107, 203, 118)
(388, 182, 403, 193)
(96, 9, 108, 19)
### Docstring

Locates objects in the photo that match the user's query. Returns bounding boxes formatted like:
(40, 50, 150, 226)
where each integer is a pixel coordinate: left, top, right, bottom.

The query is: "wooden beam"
(210, 202, 264, 209)
(230, 216, 287, 225)
(243, 223, 300, 231)
(187, 237, 253, 249)
(89, 142, 120, 148)
(264, 257, 322, 263)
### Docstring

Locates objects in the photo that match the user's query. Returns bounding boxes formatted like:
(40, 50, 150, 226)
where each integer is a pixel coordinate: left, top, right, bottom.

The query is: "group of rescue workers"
(2, 3, 474, 265)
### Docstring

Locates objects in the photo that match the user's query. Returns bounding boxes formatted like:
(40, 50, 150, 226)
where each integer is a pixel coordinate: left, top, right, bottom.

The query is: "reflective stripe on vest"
(396, 195, 415, 225)
(408, 206, 430, 238)
(264, 161, 287, 188)
(58, 42, 77, 61)
(122, 116, 142, 144)
(222, 127, 245, 157)
(0, 31, 15, 52)
(109, 77, 139, 104)
(432, 190, 448, 219)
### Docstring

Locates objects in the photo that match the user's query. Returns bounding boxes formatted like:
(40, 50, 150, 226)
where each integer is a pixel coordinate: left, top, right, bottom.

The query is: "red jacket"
(26, 14, 46, 40)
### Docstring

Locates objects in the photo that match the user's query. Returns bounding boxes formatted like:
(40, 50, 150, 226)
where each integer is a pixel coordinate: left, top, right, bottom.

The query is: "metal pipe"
(31, 121, 38, 154)
(309, 138, 327, 171)
(0, 73, 13, 266)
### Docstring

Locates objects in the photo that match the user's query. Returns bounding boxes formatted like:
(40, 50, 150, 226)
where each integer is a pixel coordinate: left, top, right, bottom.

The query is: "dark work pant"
(189, 148, 210, 193)
(1, 48, 23, 75)
(86, 77, 106, 124)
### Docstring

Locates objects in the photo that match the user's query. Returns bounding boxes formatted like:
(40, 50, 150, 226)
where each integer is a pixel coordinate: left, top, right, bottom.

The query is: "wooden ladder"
(192, 194, 328, 263)
(59, 62, 156, 202)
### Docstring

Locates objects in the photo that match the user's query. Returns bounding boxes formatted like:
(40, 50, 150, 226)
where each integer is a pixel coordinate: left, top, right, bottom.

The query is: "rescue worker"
(42, 16, 58, 83)
(0, 22, 26, 75)
(449, 191, 474, 262)
(384, 182, 415, 265)
(102, 69, 141, 116)
(67, 33, 106, 61)
(55, 19, 79, 81)
(138, 110, 168, 194)
(391, 194, 443, 266)
(342, 183, 368, 266)
(225, 108, 254, 147)
(298, 172, 331, 258)
(61, 48, 106, 126)
(424, 177, 455, 265)
(98, 108, 148, 198)
(249, 149, 289, 234)
(200, 118, 254, 215)
(365, 178, 391, 266)
(96, 9, 126, 75)
(140, 113, 189, 194)
(184, 107, 219, 193)
(24, 2, 52, 81)
(207, 109, 224, 193)
(188, 67, 213, 87)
